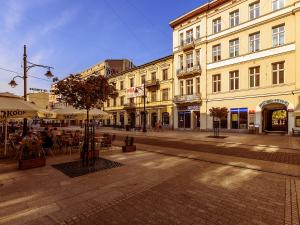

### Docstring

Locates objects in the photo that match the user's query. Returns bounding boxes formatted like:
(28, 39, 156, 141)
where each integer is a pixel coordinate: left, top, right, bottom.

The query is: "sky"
(0, 0, 207, 95)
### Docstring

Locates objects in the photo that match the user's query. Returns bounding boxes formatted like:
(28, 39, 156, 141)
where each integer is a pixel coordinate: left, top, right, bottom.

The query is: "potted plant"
(122, 136, 136, 152)
(18, 142, 46, 170)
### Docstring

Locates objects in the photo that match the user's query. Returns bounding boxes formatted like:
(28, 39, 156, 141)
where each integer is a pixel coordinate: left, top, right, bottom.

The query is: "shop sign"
(178, 105, 200, 111)
(259, 99, 289, 108)
(126, 86, 144, 98)
(231, 114, 238, 122)
(249, 110, 255, 114)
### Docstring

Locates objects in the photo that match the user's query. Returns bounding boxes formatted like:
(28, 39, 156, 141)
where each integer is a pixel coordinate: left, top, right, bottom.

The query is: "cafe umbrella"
(0, 92, 38, 156)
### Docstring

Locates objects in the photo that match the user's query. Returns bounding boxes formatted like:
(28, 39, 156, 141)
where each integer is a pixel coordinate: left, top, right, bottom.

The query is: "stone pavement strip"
(1, 144, 300, 224)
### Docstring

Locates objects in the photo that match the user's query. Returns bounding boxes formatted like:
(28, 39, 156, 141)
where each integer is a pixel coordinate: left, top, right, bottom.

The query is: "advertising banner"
(126, 86, 144, 98)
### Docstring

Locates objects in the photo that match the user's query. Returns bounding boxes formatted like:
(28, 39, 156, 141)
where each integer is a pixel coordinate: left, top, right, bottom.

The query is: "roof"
(108, 55, 173, 79)
(169, 0, 230, 29)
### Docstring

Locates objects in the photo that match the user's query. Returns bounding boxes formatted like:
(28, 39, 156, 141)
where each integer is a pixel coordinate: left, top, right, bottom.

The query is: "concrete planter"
(122, 145, 136, 152)
(18, 157, 46, 170)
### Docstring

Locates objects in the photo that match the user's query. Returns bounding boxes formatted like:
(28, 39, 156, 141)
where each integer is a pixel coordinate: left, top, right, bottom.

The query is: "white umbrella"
(0, 92, 38, 156)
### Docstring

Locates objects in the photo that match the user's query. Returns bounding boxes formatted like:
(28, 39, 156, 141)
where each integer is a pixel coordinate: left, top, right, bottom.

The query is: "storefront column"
(158, 108, 161, 123)
(174, 106, 178, 129)
(255, 111, 262, 133)
(288, 111, 294, 134)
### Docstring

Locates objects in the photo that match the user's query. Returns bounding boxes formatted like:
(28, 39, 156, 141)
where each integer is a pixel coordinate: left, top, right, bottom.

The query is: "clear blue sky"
(0, 0, 207, 95)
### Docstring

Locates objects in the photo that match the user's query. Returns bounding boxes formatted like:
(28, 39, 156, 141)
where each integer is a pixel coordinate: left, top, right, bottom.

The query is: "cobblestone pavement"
(1, 143, 300, 224)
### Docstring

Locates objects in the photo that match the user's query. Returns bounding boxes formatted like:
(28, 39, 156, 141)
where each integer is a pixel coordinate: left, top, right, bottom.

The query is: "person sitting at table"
(40, 131, 53, 154)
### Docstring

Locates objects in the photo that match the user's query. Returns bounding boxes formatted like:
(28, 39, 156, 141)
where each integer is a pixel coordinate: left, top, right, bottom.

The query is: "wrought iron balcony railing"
(145, 79, 160, 88)
(123, 102, 136, 109)
(176, 65, 201, 78)
(173, 93, 202, 104)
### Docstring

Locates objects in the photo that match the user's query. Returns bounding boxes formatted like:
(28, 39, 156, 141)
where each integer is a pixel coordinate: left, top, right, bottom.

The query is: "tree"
(54, 74, 116, 165)
(209, 107, 228, 136)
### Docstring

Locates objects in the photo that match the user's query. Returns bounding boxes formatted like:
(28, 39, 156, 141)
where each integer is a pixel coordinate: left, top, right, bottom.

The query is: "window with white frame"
(120, 80, 124, 90)
(196, 77, 200, 94)
(249, 32, 260, 52)
(196, 26, 200, 39)
(229, 70, 239, 90)
(195, 49, 200, 66)
(272, 0, 284, 11)
(180, 80, 184, 96)
(130, 78, 134, 87)
(249, 1, 260, 20)
(213, 17, 221, 33)
(186, 53, 193, 68)
(186, 79, 193, 95)
(272, 62, 284, 84)
(179, 55, 184, 70)
(212, 74, 221, 93)
(179, 33, 184, 46)
(162, 69, 168, 80)
(229, 10, 239, 27)
(186, 29, 193, 44)
(212, 44, 221, 62)
(249, 66, 260, 88)
(229, 39, 239, 58)
(141, 75, 145, 85)
(272, 25, 285, 47)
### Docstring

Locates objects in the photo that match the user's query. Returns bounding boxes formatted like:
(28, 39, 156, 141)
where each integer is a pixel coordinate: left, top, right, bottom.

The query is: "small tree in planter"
(122, 136, 136, 152)
(54, 74, 116, 166)
(209, 107, 228, 137)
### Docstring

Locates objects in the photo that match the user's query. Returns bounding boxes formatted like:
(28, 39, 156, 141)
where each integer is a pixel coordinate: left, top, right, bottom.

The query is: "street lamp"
(135, 84, 147, 132)
(8, 45, 54, 136)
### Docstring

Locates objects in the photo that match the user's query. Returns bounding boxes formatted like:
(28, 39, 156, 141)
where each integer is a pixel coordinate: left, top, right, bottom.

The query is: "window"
(196, 26, 200, 39)
(120, 96, 124, 106)
(120, 80, 124, 90)
(272, 25, 285, 47)
(272, 62, 284, 84)
(186, 53, 193, 68)
(179, 33, 184, 46)
(151, 91, 156, 102)
(179, 55, 184, 70)
(231, 108, 248, 129)
(196, 77, 200, 94)
(130, 78, 134, 87)
(141, 75, 145, 85)
(249, 1, 260, 20)
(249, 32, 260, 52)
(186, 79, 193, 95)
(162, 69, 168, 80)
(249, 66, 260, 88)
(229, 10, 239, 27)
(113, 98, 116, 107)
(186, 29, 193, 43)
(107, 99, 110, 107)
(272, 0, 284, 11)
(180, 80, 184, 96)
(129, 98, 134, 104)
(162, 89, 169, 101)
(195, 49, 200, 66)
(212, 44, 221, 62)
(151, 72, 156, 82)
(229, 39, 239, 57)
(229, 70, 239, 90)
(212, 74, 221, 93)
(213, 17, 221, 33)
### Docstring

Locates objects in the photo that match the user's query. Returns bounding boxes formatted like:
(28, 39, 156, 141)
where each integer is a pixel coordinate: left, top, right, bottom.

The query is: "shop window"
(231, 108, 248, 129)
(162, 112, 169, 126)
(295, 116, 300, 127)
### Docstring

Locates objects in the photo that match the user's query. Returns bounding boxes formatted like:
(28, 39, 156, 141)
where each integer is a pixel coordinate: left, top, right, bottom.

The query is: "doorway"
(178, 111, 191, 129)
(151, 113, 157, 128)
(262, 103, 288, 132)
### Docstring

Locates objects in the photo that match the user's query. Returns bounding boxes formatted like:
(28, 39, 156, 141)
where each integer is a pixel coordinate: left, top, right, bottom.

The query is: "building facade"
(170, 0, 300, 133)
(105, 55, 174, 129)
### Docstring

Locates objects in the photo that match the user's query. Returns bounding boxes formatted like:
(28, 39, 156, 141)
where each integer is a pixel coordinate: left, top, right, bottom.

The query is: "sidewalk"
(96, 127, 300, 151)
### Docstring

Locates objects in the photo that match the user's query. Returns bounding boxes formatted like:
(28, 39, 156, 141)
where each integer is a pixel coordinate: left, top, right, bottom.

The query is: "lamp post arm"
(27, 61, 54, 72)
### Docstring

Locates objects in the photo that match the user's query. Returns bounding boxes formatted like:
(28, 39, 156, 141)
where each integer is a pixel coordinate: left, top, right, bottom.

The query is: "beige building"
(27, 90, 50, 110)
(170, 0, 300, 133)
(105, 55, 174, 129)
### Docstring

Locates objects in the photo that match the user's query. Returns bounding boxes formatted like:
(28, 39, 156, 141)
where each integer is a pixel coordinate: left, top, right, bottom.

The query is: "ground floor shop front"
(202, 95, 298, 134)
(107, 105, 173, 129)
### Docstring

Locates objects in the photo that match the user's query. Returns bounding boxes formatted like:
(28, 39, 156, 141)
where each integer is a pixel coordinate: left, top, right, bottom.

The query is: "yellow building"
(170, 0, 300, 133)
(27, 89, 49, 110)
(105, 55, 174, 129)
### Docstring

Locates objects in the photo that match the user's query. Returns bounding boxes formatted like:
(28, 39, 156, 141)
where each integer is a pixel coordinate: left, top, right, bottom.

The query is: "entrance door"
(151, 113, 157, 128)
(262, 103, 288, 132)
(178, 111, 191, 129)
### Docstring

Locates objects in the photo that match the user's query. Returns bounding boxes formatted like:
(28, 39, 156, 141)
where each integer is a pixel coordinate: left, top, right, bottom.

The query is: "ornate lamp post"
(9, 45, 54, 136)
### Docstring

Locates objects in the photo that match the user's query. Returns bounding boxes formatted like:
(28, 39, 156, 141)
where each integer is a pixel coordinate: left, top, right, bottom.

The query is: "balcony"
(123, 103, 136, 109)
(145, 79, 160, 88)
(179, 38, 195, 51)
(173, 94, 201, 104)
(177, 65, 201, 78)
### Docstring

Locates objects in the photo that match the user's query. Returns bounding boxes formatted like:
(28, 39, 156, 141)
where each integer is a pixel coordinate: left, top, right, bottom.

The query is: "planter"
(18, 157, 46, 170)
(122, 145, 136, 152)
